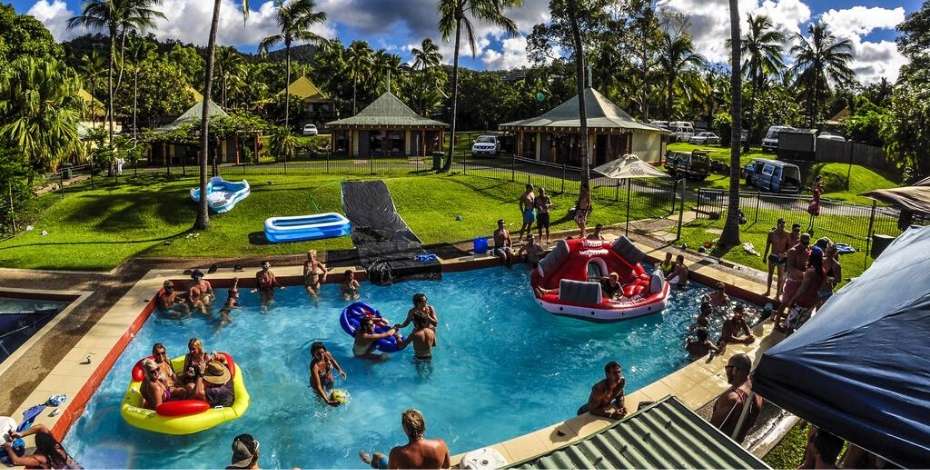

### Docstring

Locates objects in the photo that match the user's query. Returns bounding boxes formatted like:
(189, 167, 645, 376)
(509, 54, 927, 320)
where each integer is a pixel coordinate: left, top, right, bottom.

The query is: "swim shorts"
(492, 247, 509, 258)
(767, 254, 785, 265)
(523, 208, 535, 224)
(206, 382, 234, 407)
(537, 212, 550, 228)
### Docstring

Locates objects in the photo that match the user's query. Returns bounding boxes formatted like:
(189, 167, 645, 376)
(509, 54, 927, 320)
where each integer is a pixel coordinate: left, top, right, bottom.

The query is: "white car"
(302, 123, 318, 136)
(471, 135, 500, 157)
(688, 131, 720, 145)
(818, 133, 846, 142)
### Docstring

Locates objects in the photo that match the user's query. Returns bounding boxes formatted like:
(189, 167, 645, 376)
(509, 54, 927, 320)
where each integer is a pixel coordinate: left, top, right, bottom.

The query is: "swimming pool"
(0, 296, 69, 363)
(62, 267, 739, 468)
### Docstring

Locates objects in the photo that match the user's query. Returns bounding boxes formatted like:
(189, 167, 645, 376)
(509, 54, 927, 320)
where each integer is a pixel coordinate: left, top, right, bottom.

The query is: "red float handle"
(156, 399, 210, 417)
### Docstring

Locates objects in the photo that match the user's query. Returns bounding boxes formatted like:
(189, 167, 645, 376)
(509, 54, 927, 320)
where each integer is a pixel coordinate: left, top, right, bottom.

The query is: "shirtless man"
(710, 353, 764, 442)
(708, 282, 730, 312)
(188, 270, 212, 315)
(193, 270, 214, 304)
(778, 233, 811, 324)
(718, 304, 755, 346)
(309, 341, 347, 406)
(254, 261, 283, 310)
(579, 361, 627, 419)
(396, 293, 438, 331)
(354, 317, 399, 360)
(492, 219, 514, 267)
(518, 184, 535, 242)
(686, 328, 720, 360)
(666, 254, 689, 288)
(400, 314, 437, 361)
(517, 235, 545, 267)
(599, 272, 624, 300)
(534, 187, 552, 244)
(387, 409, 450, 469)
(762, 219, 791, 298)
(156, 281, 190, 316)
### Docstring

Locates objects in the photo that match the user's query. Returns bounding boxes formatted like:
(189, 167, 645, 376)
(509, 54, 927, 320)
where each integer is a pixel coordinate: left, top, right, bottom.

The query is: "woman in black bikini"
(2, 424, 82, 469)
(309, 342, 347, 406)
(303, 250, 327, 298)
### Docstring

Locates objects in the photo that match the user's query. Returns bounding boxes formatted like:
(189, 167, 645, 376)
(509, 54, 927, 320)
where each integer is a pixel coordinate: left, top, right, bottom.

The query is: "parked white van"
(669, 121, 694, 141)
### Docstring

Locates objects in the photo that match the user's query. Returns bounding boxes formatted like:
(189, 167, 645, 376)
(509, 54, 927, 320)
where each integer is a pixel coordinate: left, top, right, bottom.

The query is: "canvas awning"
(753, 225, 930, 467)
(863, 178, 930, 215)
(500, 88, 667, 134)
(327, 92, 446, 129)
(593, 154, 668, 179)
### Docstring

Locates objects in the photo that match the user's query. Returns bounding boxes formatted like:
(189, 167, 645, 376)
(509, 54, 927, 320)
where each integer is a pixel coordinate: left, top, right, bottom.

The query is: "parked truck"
(777, 128, 817, 160)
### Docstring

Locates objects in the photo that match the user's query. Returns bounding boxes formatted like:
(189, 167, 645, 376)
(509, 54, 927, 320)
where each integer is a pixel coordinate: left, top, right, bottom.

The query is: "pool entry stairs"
(341, 181, 441, 284)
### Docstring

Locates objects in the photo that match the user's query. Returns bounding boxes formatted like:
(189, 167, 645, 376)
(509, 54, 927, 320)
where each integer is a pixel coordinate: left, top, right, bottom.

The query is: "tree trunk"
(195, 0, 222, 230)
(107, 26, 116, 177)
(746, 65, 758, 147)
(352, 76, 357, 115)
(442, 13, 463, 172)
(666, 76, 674, 119)
(132, 66, 138, 141)
(285, 42, 291, 130)
(567, 0, 590, 205)
(719, 0, 742, 248)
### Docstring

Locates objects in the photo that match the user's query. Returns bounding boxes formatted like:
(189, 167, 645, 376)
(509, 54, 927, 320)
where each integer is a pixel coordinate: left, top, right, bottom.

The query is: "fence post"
(462, 152, 466, 175)
(614, 178, 620, 201)
(511, 155, 515, 182)
(60, 171, 65, 199)
(677, 178, 686, 241)
(326, 150, 330, 174)
(561, 163, 566, 194)
(864, 200, 877, 269)
(754, 192, 761, 224)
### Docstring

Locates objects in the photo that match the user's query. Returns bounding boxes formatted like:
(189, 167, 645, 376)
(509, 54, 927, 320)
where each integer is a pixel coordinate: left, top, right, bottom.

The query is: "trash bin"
(473, 237, 489, 255)
(63, 167, 72, 179)
(871, 234, 896, 258)
(432, 152, 444, 170)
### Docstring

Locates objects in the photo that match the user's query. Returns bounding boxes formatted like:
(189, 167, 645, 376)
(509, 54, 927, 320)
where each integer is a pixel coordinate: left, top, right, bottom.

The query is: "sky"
(9, 0, 923, 83)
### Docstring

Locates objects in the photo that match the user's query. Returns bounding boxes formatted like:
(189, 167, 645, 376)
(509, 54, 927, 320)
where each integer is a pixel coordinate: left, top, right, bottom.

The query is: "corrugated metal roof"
(500, 88, 667, 134)
(157, 99, 228, 131)
(507, 396, 769, 470)
(327, 92, 447, 128)
(286, 76, 329, 101)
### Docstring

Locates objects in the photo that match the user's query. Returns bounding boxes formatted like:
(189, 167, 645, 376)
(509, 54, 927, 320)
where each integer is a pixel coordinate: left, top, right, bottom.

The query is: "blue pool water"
(63, 267, 735, 468)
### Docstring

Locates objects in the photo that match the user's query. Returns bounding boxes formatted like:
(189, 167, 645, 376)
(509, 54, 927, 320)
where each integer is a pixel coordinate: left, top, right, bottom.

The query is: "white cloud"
(482, 36, 532, 70)
(820, 6, 905, 41)
(816, 6, 907, 83)
(26, 0, 83, 42)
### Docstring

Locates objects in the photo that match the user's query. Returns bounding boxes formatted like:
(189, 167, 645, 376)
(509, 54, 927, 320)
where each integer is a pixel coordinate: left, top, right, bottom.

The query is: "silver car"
(688, 131, 720, 145)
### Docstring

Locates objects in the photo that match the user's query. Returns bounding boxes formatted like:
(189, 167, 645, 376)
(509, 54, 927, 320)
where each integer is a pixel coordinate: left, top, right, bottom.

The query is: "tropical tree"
(258, 0, 327, 130)
(79, 51, 106, 126)
(438, 0, 521, 172)
(719, 0, 743, 248)
(67, 0, 165, 151)
(126, 35, 155, 140)
(195, 0, 250, 230)
(0, 57, 82, 183)
(740, 14, 785, 140)
(345, 41, 373, 114)
(215, 46, 245, 109)
(791, 23, 854, 128)
(563, 0, 590, 217)
(656, 30, 704, 119)
(372, 50, 402, 93)
(409, 38, 446, 116)
(412, 38, 442, 72)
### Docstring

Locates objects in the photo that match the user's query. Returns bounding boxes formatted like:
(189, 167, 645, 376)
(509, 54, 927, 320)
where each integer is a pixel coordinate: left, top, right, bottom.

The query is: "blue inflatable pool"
(264, 213, 352, 243)
(190, 177, 250, 213)
(339, 302, 403, 353)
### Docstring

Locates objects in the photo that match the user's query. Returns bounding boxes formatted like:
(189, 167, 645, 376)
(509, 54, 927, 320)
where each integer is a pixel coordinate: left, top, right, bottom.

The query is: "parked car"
(669, 121, 694, 141)
(742, 158, 802, 193)
(688, 131, 720, 145)
(471, 135, 500, 157)
(818, 132, 846, 142)
(761, 125, 795, 152)
(666, 150, 712, 181)
(302, 123, 318, 136)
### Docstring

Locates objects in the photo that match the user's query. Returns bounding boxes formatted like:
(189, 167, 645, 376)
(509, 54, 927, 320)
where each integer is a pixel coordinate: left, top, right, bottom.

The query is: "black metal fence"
(694, 187, 910, 253)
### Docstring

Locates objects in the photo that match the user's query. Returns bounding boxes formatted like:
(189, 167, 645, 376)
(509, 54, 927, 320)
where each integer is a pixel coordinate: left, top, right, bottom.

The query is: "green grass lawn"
(0, 171, 667, 270)
(763, 422, 810, 468)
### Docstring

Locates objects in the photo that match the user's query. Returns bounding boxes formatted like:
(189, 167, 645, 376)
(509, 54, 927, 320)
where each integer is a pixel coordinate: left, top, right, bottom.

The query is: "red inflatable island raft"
(531, 236, 669, 322)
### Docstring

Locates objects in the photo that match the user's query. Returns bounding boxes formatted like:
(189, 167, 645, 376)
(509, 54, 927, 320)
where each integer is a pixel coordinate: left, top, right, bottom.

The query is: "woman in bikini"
(309, 342, 347, 406)
(303, 250, 328, 298)
(342, 269, 360, 301)
(140, 358, 187, 410)
(2, 424, 82, 469)
(151, 343, 179, 387)
(255, 261, 281, 310)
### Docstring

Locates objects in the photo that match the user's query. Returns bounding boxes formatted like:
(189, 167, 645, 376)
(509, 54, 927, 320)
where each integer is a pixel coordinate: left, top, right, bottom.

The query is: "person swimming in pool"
(399, 314, 437, 361)
(191, 269, 215, 305)
(254, 261, 283, 310)
(686, 328, 720, 360)
(156, 280, 190, 317)
(303, 250, 327, 298)
(218, 278, 240, 327)
(395, 293, 438, 332)
(342, 269, 361, 301)
(518, 184, 535, 242)
(354, 317, 399, 360)
(666, 254, 689, 288)
(309, 342, 347, 406)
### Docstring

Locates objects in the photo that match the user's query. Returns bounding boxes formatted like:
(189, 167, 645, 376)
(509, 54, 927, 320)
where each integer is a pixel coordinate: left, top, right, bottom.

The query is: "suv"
(669, 121, 694, 141)
(762, 126, 794, 152)
(302, 123, 318, 136)
(471, 135, 500, 157)
(742, 158, 802, 192)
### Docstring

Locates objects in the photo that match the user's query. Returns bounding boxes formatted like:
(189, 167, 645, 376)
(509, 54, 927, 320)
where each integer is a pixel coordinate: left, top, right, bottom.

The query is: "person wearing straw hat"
(227, 434, 259, 469)
(189, 360, 235, 407)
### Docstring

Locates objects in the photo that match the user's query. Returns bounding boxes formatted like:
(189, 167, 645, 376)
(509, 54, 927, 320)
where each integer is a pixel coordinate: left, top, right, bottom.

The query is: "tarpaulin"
(753, 225, 930, 467)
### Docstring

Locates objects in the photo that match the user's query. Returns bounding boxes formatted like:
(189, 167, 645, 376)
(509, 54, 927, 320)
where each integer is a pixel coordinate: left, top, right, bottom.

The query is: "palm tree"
(657, 31, 704, 119)
(0, 57, 82, 184)
(719, 0, 743, 248)
(195, 0, 251, 230)
(412, 38, 442, 72)
(345, 41, 374, 114)
(79, 51, 106, 126)
(438, 0, 522, 172)
(258, 0, 327, 130)
(740, 14, 785, 141)
(126, 35, 155, 141)
(411, 38, 444, 115)
(791, 23, 854, 128)
(564, 0, 590, 220)
(372, 50, 402, 93)
(67, 0, 164, 151)
(215, 46, 244, 109)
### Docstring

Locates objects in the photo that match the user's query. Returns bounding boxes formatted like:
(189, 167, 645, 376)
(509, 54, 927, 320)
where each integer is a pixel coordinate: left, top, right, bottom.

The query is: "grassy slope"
(763, 422, 810, 469)
(0, 172, 661, 270)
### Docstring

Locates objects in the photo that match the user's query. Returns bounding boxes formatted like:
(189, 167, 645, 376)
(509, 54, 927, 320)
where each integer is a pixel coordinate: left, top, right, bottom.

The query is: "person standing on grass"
(763, 218, 791, 299)
(574, 185, 592, 238)
(534, 187, 552, 245)
(518, 184, 536, 242)
(711, 353, 764, 443)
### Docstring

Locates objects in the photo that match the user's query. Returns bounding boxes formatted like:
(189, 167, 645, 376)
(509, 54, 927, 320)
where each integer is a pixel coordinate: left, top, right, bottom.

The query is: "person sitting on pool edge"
(666, 254, 689, 288)
(354, 317, 399, 360)
(156, 281, 190, 317)
(578, 361, 627, 419)
(360, 409, 450, 469)
(399, 313, 437, 361)
(492, 219, 514, 267)
(310, 341, 347, 406)
(686, 328, 720, 360)
(342, 269, 361, 301)
(303, 250, 327, 298)
(517, 234, 545, 268)
(395, 293, 438, 332)
(227, 434, 260, 469)
(2, 424, 82, 469)
(718, 304, 755, 347)
(218, 278, 240, 327)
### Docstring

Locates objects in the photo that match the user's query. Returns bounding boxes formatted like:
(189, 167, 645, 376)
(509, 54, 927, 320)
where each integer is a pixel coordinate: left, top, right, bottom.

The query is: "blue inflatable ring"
(340, 302, 404, 353)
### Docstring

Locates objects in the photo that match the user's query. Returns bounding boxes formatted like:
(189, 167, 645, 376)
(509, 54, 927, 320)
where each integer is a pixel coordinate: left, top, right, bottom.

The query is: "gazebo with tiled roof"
(326, 91, 447, 158)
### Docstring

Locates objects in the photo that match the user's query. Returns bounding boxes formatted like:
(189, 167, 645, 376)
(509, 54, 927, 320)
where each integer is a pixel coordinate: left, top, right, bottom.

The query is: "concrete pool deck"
(2, 235, 784, 467)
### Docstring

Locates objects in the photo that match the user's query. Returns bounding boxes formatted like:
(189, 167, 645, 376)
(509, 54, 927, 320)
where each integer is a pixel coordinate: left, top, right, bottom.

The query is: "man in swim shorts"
(254, 261, 283, 310)
(534, 187, 552, 244)
(188, 270, 212, 315)
(518, 184, 535, 242)
(578, 361, 627, 419)
(156, 281, 190, 316)
(492, 219, 514, 267)
(574, 186, 592, 238)
(779, 232, 811, 323)
(517, 235, 545, 267)
(762, 218, 791, 299)
(400, 314, 437, 361)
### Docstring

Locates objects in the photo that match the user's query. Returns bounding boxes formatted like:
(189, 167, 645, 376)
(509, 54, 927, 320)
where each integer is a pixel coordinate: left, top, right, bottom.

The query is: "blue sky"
(10, 0, 921, 81)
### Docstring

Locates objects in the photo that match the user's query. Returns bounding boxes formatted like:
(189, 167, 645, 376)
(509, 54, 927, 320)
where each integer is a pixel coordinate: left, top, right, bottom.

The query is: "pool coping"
(11, 239, 784, 467)
(0, 288, 92, 379)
